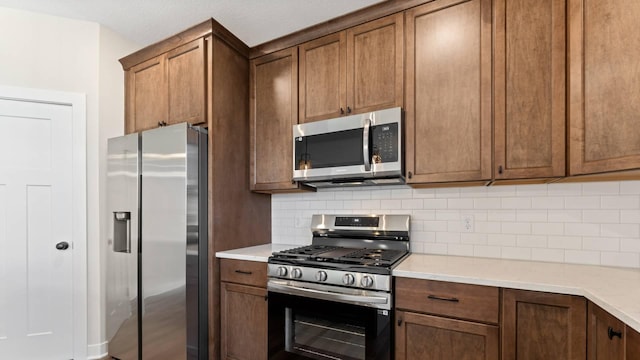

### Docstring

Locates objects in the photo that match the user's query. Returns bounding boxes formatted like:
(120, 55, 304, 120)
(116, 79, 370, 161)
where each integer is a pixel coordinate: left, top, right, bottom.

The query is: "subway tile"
(448, 198, 474, 209)
(424, 220, 448, 232)
(325, 200, 344, 209)
(473, 245, 501, 258)
(411, 231, 436, 242)
(621, 238, 640, 252)
(487, 185, 517, 197)
(391, 188, 414, 199)
(532, 223, 564, 235)
(600, 252, 640, 268)
(582, 181, 620, 195)
(461, 233, 488, 245)
(601, 195, 640, 209)
(412, 188, 436, 199)
(502, 247, 532, 261)
(531, 248, 565, 263)
(409, 242, 425, 253)
(531, 197, 565, 209)
(343, 200, 362, 209)
(352, 191, 372, 200)
(380, 199, 401, 209)
(488, 234, 517, 247)
(447, 220, 462, 232)
(516, 235, 548, 248)
(620, 181, 640, 195)
(517, 210, 548, 222)
(548, 210, 582, 223)
(460, 186, 488, 198)
(308, 201, 327, 209)
(334, 191, 354, 200)
(295, 201, 311, 209)
(487, 210, 517, 221)
(401, 199, 424, 209)
(475, 221, 502, 233)
(474, 197, 502, 209)
(410, 220, 424, 231)
(436, 232, 461, 243)
(621, 210, 640, 224)
(565, 196, 600, 209)
(370, 189, 392, 199)
(436, 187, 460, 198)
(565, 223, 600, 236)
(583, 210, 620, 224)
(600, 223, 640, 238)
(516, 184, 548, 196)
(565, 250, 601, 265)
(436, 210, 460, 221)
(306, 191, 336, 200)
(413, 210, 436, 221)
(424, 243, 449, 255)
(582, 237, 620, 252)
(361, 200, 381, 210)
(548, 183, 582, 196)
(423, 199, 448, 209)
(501, 222, 532, 234)
(501, 197, 532, 209)
(448, 244, 474, 256)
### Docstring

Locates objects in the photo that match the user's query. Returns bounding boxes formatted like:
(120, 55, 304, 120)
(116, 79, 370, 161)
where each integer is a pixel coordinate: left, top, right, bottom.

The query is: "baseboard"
(86, 341, 108, 360)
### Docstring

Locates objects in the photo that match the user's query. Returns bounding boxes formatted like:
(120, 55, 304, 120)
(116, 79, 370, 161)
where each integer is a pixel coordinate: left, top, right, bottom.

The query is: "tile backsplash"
(271, 181, 640, 269)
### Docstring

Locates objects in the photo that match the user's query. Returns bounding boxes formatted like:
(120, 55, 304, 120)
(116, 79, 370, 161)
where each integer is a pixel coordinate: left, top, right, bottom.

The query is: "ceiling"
(0, 0, 384, 48)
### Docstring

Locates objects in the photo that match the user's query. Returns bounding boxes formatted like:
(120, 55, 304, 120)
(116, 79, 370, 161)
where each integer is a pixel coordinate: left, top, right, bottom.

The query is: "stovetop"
(271, 244, 408, 268)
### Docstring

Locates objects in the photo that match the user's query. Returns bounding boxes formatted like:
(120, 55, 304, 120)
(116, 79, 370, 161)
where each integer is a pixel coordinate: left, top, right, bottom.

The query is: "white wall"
(0, 7, 139, 359)
(272, 181, 640, 269)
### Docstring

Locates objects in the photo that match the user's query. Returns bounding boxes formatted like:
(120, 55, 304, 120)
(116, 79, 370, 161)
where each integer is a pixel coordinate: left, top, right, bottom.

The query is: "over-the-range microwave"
(292, 107, 404, 188)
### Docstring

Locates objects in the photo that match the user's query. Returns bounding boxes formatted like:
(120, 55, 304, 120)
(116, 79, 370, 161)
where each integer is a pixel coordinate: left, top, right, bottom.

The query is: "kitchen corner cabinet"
(493, 0, 565, 181)
(568, 0, 640, 176)
(298, 13, 404, 123)
(124, 38, 206, 134)
(502, 288, 586, 359)
(220, 259, 268, 360)
(395, 278, 499, 360)
(588, 301, 640, 359)
(405, 0, 492, 184)
(249, 47, 302, 192)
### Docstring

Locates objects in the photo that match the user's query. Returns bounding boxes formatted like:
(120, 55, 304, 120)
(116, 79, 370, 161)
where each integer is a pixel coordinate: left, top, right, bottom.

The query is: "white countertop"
(215, 245, 640, 333)
(395, 254, 640, 333)
(215, 244, 298, 262)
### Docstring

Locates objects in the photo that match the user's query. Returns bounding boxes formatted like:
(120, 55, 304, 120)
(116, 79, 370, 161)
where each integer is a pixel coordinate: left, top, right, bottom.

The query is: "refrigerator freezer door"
(106, 133, 140, 360)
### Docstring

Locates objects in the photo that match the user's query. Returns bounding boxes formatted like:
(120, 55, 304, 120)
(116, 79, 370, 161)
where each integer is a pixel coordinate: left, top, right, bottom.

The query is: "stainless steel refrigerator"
(106, 123, 208, 360)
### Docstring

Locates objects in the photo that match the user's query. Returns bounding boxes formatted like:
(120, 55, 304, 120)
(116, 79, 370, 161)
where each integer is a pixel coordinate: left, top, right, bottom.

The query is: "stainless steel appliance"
(292, 107, 404, 188)
(106, 123, 208, 360)
(268, 214, 410, 360)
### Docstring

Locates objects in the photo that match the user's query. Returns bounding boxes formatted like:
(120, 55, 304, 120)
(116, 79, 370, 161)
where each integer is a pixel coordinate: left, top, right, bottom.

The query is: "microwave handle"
(363, 118, 371, 171)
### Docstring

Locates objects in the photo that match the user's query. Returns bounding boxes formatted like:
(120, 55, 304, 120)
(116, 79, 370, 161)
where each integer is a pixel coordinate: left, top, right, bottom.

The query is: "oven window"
(287, 311, 365, 360)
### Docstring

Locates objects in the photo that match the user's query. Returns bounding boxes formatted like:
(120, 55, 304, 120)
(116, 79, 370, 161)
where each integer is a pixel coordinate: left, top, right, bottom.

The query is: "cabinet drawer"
(220, 258, 267, 288)
(395, 278, 499, 324)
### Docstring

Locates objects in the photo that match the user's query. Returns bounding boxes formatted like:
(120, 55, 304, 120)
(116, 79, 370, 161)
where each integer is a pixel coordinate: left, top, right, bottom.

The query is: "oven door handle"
(268, 282, 389, 306)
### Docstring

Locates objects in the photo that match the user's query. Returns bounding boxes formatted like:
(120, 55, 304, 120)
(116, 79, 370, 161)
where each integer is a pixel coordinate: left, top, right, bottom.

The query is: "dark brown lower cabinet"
(395, 310, 499, 360)
(502, 288, 586, 359)
(628, 325, 640, 359)
(588, 302, 625, 359)
(220, 282, 267, 360)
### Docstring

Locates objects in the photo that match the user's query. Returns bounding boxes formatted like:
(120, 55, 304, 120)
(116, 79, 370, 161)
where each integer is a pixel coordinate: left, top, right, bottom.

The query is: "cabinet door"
(405, 0, 492, 184)
(220, 282, 267, 360)
(250, 48, 300, 192)
(628, 325, 640, 359)
(502, 289, 586, 359)
(588, 302, 625, 360)
(568, 0, 640, 175)
(395, 310, 499, 360)
(494, 0, 565, 180)
(346, 13, 403, 115)
(166, 38, 206, 126)
(299, 32, 346, 123)
(126, 56, 168, 133)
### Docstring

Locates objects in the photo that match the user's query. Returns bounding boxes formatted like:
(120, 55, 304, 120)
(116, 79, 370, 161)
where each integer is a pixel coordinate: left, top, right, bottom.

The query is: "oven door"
(268, 281, 392, 360)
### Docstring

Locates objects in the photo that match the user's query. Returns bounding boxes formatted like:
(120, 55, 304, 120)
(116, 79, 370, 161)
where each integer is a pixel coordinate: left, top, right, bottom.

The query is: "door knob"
(55, 241, 69, 250)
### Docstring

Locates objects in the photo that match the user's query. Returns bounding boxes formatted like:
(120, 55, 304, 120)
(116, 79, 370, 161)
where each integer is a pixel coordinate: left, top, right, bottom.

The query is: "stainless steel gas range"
(267, 214, 410, 360)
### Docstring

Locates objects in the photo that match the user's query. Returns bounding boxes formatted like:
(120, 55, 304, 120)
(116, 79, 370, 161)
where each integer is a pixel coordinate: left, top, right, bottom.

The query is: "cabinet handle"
(608, 326, 623, 340)
(498, 165, 503, 175)
(427, 294, 460, 303)
(340, 107, 345, 115)
(264, 295, 268, 301)
(347, 106, 352, 114)
(408, 171, 413, 179)
(397, 318, 403, 326)
(158, 121, 163, 127)
(234, 270, 253, 275)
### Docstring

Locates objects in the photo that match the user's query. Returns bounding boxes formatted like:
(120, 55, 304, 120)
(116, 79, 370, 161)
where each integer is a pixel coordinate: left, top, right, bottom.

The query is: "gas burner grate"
(275, 244, 340, 258)
(340, 248, 406, 265)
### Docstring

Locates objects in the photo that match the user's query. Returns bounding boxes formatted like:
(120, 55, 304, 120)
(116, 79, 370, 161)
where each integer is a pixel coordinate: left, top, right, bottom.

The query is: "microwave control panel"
(371, 123, 398, 163)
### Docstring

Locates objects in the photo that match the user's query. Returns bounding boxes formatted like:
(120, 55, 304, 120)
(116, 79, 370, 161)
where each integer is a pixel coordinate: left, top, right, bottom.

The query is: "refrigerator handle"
(113, 212, 131, 253)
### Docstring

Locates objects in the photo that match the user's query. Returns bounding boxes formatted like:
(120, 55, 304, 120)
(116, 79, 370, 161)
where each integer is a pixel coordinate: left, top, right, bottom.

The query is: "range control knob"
(361, 275, 374, 288)
(292, 268, 303, 279)
(343, 273, 355, 286)
(316, 271, 328, 282)
(277, 266, 288, 277)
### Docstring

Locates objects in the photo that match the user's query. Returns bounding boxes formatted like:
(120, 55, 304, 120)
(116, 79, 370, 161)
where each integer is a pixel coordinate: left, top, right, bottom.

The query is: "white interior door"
(0, 98, 75, 359)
